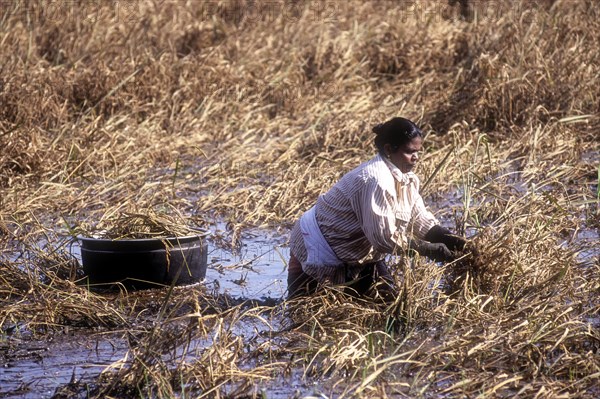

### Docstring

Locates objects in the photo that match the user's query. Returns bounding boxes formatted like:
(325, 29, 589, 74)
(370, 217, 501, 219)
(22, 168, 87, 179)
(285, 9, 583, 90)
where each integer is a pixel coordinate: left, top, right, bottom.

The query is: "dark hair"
(373, 117, 423, 155)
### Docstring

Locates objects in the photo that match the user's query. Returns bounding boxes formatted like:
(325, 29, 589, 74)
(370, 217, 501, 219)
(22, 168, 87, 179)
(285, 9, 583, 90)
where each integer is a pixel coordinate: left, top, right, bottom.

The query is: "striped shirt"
(290, 154, 438, 281)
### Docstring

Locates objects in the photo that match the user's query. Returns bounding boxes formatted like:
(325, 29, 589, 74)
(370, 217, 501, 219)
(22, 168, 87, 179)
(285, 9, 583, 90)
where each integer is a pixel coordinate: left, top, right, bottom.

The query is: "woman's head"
(373, 117, 423, 173)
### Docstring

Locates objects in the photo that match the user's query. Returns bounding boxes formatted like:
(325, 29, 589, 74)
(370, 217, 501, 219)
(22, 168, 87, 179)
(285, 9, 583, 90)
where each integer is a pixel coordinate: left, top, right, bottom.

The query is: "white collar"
(379, 154, 417, 186)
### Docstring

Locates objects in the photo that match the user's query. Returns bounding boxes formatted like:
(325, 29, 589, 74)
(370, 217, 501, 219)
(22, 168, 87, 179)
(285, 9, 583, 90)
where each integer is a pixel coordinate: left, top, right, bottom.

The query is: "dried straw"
(0, 0, 598, 397)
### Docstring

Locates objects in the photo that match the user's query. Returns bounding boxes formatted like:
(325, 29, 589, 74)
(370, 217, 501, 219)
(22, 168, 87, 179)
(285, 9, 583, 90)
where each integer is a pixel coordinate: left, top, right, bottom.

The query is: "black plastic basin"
(79, 235, 208, 290)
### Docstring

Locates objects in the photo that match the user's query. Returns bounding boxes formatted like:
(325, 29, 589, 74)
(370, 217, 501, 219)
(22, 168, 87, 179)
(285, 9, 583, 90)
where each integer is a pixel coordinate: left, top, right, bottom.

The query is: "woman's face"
(386, 136, 422, 173)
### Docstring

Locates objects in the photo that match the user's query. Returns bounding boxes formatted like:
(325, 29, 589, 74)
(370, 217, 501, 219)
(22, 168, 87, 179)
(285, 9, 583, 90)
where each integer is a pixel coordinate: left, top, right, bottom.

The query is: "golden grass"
(75, 207, 208, 239)
(1, 0, 599, 397)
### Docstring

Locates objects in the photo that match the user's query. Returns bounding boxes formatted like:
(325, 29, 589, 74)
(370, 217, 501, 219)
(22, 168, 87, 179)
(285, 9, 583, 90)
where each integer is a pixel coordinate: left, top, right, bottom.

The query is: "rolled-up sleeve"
(409, 194, 438, 239)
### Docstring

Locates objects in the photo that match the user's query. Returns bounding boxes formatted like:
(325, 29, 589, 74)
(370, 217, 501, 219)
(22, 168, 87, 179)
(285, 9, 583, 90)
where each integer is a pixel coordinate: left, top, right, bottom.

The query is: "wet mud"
(0, 224, 291, 398)
(1, 189, 598, 398)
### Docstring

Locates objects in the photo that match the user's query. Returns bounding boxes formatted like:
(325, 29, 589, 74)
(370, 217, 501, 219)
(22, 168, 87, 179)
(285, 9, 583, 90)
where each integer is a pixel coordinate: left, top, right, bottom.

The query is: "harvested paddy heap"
(1, 1, 599, 398)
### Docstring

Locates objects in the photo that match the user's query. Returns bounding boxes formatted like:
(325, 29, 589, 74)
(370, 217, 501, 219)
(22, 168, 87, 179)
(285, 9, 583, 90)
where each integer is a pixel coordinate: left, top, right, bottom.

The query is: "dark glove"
(408, 239, 455, 262)
(424, 225, 467, 252)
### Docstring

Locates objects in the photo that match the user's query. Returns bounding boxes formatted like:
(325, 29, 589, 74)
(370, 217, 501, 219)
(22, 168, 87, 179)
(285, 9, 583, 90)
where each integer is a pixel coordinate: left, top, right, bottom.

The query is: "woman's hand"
(424, 225, 467, 252)
(408, 239, 455, 262)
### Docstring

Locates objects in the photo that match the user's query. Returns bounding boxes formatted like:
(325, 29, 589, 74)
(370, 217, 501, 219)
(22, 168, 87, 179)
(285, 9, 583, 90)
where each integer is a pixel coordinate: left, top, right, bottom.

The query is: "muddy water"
(0, 333, 128, 398)
(0, 224, 291, 398)
(204, 224, 290, 300)
(1, 196, 598, 398)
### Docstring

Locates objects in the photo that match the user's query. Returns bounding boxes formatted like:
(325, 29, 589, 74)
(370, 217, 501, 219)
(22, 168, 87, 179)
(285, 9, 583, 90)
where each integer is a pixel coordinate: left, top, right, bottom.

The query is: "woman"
(288, 117, 466, 298)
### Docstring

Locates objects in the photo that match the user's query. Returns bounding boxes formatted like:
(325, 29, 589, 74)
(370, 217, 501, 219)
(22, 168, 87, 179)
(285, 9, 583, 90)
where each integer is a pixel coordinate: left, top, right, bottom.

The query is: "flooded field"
(2, 196, 598, 398)
(1, 225, 292, 398)
(1, 333, 129, 398)
(1, 1, 599, 398)
(204, 225, 290, 301)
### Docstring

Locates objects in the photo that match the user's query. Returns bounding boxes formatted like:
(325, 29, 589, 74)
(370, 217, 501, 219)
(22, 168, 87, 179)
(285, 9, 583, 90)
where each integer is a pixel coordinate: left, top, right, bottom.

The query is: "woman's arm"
(350, 179, 400, 254)
(408, 194, 439, 240)
(407, 185, 466, 261)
